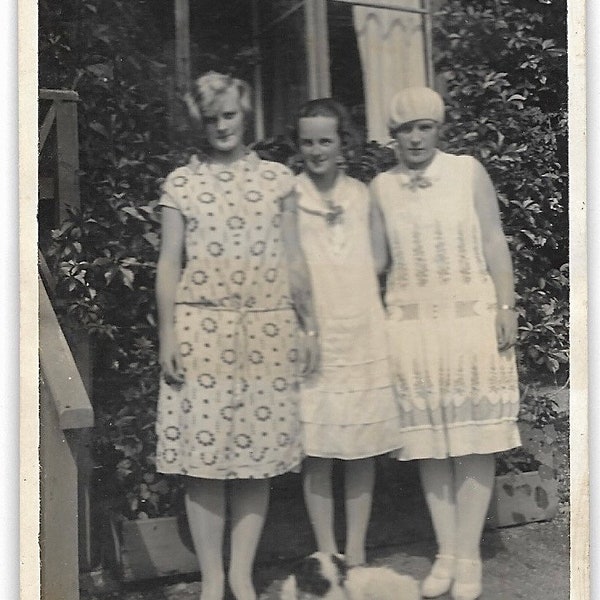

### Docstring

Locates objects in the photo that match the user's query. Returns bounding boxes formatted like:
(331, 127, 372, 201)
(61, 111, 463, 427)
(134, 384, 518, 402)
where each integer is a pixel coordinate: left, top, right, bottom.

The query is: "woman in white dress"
(294, 99, 403, 566)
(371, 88, 521, 600)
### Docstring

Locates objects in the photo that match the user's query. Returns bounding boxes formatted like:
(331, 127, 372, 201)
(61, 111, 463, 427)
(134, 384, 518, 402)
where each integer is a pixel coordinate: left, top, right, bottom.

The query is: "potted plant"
(486, 385, 562, 529)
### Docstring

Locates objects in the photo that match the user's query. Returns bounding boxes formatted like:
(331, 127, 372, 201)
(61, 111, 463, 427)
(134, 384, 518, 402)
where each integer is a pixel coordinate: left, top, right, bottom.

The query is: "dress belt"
(387, 300, 497, 321)
(181, 301, 296, 402)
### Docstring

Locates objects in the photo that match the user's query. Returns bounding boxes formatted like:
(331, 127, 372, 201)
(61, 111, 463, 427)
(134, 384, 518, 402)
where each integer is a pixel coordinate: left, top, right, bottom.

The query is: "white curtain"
(353, 1, 428, 142)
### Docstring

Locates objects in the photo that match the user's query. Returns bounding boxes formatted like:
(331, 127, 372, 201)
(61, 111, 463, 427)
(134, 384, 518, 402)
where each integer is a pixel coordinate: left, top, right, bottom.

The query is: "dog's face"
(280, 552, 349, 600)
(280, 552, 421, 600)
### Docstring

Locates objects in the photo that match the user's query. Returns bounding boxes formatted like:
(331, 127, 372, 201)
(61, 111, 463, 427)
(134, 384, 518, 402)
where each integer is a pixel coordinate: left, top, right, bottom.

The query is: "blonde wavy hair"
(184, 71, 253, 128)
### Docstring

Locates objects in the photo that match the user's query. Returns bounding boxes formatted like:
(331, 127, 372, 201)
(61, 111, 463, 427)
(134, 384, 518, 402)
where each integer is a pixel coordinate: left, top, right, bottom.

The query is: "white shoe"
(451, 558, 482, 600)
(421, 554, 455, 598)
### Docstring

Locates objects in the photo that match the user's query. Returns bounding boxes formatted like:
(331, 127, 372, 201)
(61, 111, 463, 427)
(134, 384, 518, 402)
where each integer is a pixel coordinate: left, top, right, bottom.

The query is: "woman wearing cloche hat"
(370, 87, 521, 600)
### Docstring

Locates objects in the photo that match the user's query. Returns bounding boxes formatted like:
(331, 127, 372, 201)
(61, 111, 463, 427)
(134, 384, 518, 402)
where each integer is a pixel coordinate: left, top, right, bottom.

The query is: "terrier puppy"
(280, 552, 420, 600)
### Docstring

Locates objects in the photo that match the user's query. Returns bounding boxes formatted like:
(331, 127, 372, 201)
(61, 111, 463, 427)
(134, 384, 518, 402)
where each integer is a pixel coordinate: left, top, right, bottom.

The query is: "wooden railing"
(39, 268, 94, 599)
(39, 89, 81, 222)
(39, 89, 93, 600)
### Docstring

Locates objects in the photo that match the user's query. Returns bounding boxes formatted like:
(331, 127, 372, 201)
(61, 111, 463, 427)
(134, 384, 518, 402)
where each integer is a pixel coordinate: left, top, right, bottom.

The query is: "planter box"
(105, 513, 199, 582)
(486, 471, 559, 529)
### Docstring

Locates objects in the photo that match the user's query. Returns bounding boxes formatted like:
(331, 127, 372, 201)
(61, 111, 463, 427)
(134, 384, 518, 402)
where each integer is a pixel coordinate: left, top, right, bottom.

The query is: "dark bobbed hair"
(293, 98, 360, 152)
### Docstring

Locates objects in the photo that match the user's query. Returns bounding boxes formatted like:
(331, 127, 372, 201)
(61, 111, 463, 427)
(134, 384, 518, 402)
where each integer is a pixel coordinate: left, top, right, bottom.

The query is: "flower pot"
(105, 512, 199, 581)
(486, 470, 559, 529)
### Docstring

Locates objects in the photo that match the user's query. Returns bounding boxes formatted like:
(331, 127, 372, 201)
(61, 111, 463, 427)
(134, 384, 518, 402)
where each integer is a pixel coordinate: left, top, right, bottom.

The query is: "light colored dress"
(371, 151, 521, 460)
(295, 172, 403, 459)
(155, 152, 303, 479)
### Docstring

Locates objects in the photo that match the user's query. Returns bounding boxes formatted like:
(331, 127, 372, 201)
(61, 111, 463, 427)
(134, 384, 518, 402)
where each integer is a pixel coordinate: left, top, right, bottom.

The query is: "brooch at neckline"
(400, 171, 432, 192)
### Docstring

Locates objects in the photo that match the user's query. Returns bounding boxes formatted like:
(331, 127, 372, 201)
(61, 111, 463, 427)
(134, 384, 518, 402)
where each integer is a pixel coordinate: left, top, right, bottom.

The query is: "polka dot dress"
(156, 152, 303, 479)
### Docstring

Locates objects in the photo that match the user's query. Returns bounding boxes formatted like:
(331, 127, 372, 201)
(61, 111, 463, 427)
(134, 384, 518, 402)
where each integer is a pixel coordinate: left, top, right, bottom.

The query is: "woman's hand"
(301, 332, 321, 377)
(496, 308, 518, 352)
(159, 330, 185, 386)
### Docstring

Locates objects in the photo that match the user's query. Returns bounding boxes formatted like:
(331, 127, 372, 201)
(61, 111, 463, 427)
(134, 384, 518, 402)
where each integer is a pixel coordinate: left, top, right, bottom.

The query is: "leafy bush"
(41, 0, 568, 518)
(495, 385, 562, 478)
(434, 0, 568, 380)
(40, 0, 190, 519)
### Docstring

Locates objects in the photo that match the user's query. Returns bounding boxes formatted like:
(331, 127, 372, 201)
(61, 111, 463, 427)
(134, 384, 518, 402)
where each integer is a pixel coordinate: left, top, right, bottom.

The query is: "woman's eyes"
(300, 138, 334, 146)
(397, 123, 434, 135)
(204, 112, 237, 124)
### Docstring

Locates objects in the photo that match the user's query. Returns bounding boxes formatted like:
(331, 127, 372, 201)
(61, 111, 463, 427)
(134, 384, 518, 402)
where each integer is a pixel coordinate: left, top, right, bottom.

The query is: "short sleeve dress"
(371, 151, 521, 460)
(155, 151, 303, 479)
(295, 172, 403, 459)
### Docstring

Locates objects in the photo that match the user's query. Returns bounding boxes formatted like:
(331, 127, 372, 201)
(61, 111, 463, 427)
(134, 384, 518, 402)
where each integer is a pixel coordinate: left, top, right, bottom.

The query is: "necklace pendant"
(326, 205, 344, 226)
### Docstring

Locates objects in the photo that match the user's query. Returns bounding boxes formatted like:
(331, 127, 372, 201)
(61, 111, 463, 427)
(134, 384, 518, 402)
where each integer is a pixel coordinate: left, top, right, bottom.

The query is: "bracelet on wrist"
(498, 304, 517, 312)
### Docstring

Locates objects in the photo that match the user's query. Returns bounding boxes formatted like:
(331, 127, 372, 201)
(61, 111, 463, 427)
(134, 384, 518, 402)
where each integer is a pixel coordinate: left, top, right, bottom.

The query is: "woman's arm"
(156, 206, 185, 384)
(473, 159, 518, 351)
(368, 180, 390, 275)
(281, 190, 320, 375)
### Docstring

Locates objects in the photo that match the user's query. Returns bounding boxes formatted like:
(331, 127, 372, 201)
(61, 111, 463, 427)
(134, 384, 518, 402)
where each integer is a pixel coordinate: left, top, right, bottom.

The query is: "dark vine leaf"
(89, 121, 108, 138)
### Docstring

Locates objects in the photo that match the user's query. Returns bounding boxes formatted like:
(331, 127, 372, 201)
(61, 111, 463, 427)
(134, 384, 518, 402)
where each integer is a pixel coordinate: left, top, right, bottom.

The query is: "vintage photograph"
(36, 1, 573, 599)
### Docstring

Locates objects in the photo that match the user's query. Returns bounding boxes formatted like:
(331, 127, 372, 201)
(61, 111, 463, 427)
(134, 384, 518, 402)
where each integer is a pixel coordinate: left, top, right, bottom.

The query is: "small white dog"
(280, 552, 420, 600)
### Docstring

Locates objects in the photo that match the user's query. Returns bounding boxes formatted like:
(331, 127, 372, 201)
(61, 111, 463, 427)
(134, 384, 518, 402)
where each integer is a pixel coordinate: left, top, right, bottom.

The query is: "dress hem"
(303, 446, 404, 460)
(156, 459, 304, 480)
(390, 419, 521, 461)
(301, 418, 405, 459)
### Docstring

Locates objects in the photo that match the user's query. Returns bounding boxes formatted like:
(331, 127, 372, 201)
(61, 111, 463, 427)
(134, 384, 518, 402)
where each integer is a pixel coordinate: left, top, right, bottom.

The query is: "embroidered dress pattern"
(155, 153, 303, 479)
(372, 151, 520, 459)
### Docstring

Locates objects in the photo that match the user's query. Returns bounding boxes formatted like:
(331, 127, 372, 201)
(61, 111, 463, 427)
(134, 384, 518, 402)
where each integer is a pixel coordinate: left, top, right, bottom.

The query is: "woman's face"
(298, 116, 341, 180)
(203, 87, 245, 157)
(393, 119, 439, 169)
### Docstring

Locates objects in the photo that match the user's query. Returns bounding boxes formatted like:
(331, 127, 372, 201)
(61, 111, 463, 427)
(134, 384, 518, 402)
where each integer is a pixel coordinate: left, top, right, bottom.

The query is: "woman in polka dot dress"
(155, 72, 318, 600)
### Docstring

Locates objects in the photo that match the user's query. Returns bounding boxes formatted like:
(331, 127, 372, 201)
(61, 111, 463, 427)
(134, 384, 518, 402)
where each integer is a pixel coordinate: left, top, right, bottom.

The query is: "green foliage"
(40, 0, 191, 519)
(40, 0, 568, 517)
(496, 385, 565, 479)
(93, 367, 185, 519)
(434, 0, 568, 380)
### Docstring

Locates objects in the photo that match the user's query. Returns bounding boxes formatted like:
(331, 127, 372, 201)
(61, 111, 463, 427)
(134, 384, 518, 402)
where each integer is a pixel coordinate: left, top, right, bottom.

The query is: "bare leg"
(228, 479, 270, 600)
(419, 458, 457, 557)
(185, 478, 226, 600)
(344, 457, 375, 566)
(303, 457, 338, 554)
(453, 453, 495, 560)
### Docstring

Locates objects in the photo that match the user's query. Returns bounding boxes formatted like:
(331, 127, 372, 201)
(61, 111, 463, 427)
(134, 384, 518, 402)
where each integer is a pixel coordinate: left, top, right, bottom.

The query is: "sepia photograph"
(32, 1, 583, 599)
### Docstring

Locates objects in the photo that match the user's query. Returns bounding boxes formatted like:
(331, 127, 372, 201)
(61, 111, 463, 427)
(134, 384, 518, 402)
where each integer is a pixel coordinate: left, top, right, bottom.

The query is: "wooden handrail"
(38, 250, 56, 295)
(39, 275, 93, 430)
(38, 88, 81, 222)
(39, 103, 57, 155)
(40, 89, 79, 102)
